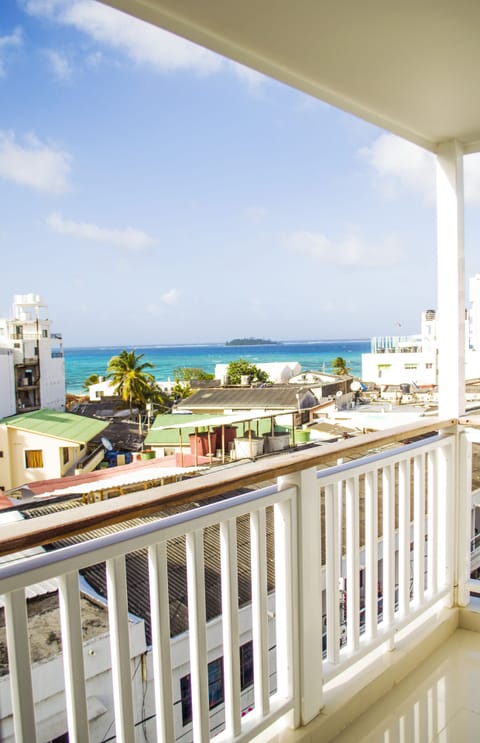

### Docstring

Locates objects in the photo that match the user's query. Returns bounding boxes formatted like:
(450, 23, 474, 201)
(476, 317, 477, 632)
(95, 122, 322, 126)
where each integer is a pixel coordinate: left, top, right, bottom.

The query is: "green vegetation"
(107, 350, 157, 412)
(226, 358, 270, 385)
(331, 356, 351, 376)
(173, 367, 214, 381)
(226, 337, 279, 346)
(82, 373, 101, 394)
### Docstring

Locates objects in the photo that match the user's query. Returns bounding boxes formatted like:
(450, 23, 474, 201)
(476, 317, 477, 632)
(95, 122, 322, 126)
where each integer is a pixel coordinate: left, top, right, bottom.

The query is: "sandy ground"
(0, 593, 109, 675)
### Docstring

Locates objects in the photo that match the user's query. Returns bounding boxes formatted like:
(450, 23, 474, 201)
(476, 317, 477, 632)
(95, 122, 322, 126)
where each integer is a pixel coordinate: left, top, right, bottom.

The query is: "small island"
(226, 337, 280, 346)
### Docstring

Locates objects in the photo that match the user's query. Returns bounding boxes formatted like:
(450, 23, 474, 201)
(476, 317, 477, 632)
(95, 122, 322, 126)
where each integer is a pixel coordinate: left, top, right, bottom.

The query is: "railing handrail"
(0, 417, 454, 558)
(0, 484, 282, 595)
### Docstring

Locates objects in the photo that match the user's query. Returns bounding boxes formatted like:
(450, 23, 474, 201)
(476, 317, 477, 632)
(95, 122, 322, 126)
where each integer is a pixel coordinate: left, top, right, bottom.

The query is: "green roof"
(144, 413, 288, 446)
(0, 409, 109, 443)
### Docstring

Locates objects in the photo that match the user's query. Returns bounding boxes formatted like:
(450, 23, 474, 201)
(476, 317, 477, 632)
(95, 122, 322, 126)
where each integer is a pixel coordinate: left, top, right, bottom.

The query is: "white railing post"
(365, 469, 379, 639)
(274, 495, 297, 724)
(186, 529, 210, 742)
(220, 518, 242, 738)
(250, 507, 270, 717)
(278, 467, 323, 724)
(106, 556, 135, 742)
(148, 541, 175, 743)
(58, 572, 90, 743)
(4, 589, 37, 743)
(456, 428, 472, 606)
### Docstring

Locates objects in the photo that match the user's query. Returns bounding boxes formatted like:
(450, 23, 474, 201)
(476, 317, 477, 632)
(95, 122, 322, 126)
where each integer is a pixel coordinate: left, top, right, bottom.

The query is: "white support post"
(436, 139, 465, 419)
(278, 468, 323, 724)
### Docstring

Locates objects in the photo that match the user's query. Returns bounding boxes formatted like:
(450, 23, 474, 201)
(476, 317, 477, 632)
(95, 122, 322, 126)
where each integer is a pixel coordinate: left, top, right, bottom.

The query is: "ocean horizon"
(64, 339, 370, 395)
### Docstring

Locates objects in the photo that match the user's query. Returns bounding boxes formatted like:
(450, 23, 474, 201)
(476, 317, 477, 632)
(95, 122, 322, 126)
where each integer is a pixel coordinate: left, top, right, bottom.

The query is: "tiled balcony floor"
(332, 628, 480, 743)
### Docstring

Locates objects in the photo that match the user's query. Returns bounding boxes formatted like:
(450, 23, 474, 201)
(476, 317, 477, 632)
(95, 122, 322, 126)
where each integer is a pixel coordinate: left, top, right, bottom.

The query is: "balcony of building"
(2, 0, 479, 740)
(1, 415, 480, 741)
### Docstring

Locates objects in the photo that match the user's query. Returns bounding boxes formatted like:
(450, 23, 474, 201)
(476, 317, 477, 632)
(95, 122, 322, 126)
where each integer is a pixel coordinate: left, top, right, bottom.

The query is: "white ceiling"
(100, 0, 480, 154)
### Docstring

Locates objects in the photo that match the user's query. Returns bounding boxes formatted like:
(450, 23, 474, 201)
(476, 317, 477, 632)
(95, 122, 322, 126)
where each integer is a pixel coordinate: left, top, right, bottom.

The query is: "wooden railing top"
(0, 417, 455, 558)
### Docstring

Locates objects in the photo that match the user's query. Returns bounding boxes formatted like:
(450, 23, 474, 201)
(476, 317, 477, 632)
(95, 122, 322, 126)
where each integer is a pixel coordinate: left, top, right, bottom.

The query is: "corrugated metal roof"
(0, 409, 109, 443)
(25, 490, 275, 640)
(175, 386, 312, 410)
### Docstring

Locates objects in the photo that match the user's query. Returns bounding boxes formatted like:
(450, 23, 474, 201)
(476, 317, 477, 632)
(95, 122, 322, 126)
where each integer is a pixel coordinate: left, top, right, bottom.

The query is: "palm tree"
(107, 350, 156, 412)
(331, 356, 351, 376)
(82, 373, 100, 394)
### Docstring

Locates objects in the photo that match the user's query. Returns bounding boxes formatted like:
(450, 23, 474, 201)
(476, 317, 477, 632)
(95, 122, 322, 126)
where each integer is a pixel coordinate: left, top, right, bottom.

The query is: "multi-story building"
(362, 276, 480, 387)
(0, 294, 65, 417)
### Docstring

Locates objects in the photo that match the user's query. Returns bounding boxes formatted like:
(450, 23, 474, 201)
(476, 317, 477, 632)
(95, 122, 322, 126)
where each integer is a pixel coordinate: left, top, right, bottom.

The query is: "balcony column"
(436, 139, 465, 418)
(278, 467, 323, 725)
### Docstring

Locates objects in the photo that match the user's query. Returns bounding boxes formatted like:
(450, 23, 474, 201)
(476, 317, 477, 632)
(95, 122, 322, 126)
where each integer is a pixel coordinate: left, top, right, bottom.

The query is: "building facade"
(0, 294, 65, 417)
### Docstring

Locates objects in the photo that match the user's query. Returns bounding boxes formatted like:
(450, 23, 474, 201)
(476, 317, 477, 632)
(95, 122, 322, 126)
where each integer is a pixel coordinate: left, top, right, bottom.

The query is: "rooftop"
(0, 409, 108, 444)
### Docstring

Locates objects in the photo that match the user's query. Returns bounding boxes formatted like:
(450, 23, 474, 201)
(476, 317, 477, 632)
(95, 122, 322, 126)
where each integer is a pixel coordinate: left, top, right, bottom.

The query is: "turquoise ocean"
(65, 340, 370, 395)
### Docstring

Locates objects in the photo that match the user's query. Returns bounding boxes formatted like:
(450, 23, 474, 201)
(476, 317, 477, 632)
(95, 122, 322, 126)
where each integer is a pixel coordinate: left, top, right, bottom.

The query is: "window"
(426, 363, 433, 369)
(240, 641, 254, 690)
(404, 364, 418, 370)
(180, 657, 224, 726)
(180, 643, 254, 727)
(25, 450, 43, 468)
(0, 451, 3, 458)
(62, 447, 69, 465)
(42, 329, 48, 338)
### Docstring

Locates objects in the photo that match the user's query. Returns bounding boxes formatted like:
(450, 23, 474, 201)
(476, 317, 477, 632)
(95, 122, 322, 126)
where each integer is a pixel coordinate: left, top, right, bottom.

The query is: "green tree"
(331, 356, 351, 376)
(171, 379, 193, 400)
(82, 373, 101, 394)
(106, 350, 156, 412)
(226, 358, 269, 385)
(173, 367, 214, 381)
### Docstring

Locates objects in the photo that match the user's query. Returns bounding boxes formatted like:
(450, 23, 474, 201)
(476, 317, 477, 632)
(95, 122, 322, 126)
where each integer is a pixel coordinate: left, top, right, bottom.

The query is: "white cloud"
(360, 133, 435, 203)
(0, 27, 23, 77)
(286, 230, 404, 269)
(23, 0, 224, 74)
(361, 133, 480, 207)
(232, 64, 267, 92)
(161, 289, 179, 305)
(47, 211, 156, 251)
(21, 0, 267, 86)
(43, 48, 72, 80)
(0, 130, 71, 193)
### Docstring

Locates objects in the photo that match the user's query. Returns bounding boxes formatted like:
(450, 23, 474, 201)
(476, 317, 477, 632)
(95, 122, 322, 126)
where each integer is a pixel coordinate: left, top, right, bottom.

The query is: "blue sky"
(1, 0, 480, 346)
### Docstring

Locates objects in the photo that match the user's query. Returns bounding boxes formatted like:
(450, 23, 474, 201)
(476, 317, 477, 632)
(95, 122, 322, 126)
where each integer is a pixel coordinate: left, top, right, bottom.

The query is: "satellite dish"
(101, 436, 113, 451)
(350, 381, 361, 392)
(336, 390, 343, 397)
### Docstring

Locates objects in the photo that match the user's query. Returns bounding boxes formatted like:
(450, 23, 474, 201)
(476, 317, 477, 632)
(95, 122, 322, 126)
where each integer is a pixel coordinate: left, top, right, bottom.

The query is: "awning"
(151, 409, 295, 431)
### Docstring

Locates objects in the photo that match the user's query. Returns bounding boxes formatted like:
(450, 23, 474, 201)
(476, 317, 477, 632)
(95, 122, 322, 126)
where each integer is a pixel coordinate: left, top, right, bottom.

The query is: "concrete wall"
(1, 428, 82, 490)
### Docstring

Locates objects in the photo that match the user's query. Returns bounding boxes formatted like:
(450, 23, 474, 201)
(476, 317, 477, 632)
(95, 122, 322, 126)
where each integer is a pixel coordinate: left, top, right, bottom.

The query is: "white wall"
(0, 350, 15, 418)
(362, 351, 437, 386)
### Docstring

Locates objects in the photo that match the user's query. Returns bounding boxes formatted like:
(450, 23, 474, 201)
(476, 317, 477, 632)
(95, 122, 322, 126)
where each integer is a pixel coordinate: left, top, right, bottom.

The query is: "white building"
(0, 295, 65, 417)
(362, 278, 480, 387)
(215, 361, 301, 385)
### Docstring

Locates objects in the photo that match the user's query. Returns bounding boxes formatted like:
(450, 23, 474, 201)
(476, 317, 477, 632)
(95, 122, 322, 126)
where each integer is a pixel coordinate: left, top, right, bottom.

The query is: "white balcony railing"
(0, 417, 473, 742)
